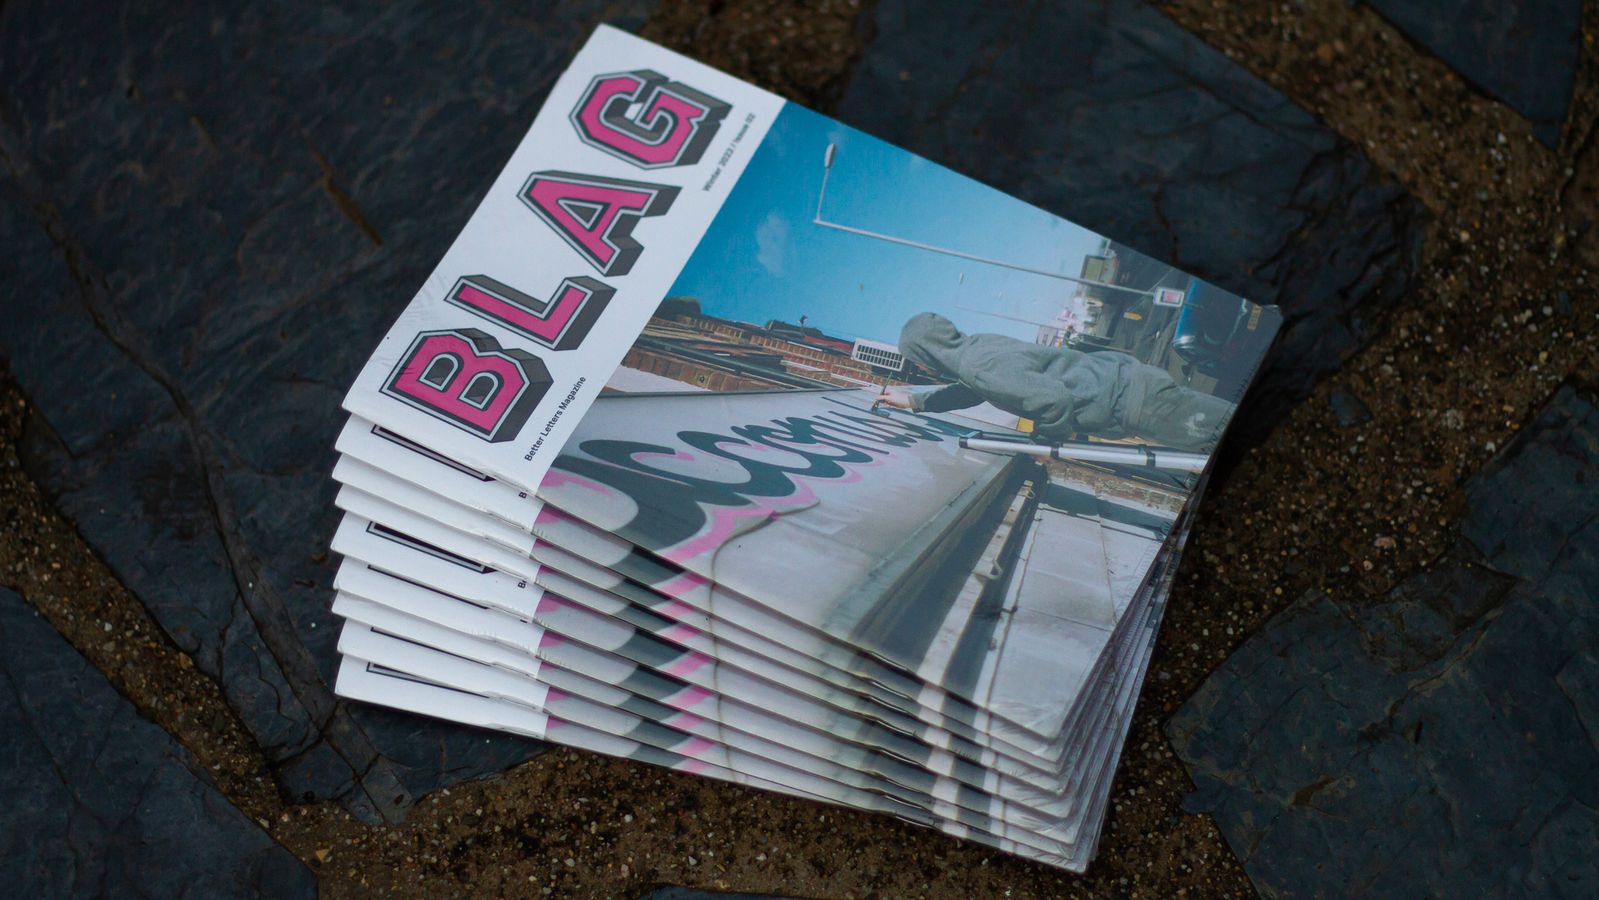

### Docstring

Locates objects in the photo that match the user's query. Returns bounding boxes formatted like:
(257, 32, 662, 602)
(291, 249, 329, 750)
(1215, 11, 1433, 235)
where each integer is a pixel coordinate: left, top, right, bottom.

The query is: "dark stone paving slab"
(837, 0, 1426, 442)
(0, 0, 651, 819)
(1364, 0, 1582, 147)
(0, 587, 316, 898)
(1168, 385, 1599, 898)
(1460, 385, 1599, 599)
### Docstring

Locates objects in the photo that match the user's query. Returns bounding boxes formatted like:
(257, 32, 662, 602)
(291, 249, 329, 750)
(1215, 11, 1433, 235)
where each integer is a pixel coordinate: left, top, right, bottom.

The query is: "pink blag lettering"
(381, 329, 551, 442)
(569, 70, 731, 169)
(446, 275, 616, 351)
(520, 171, 679, 276)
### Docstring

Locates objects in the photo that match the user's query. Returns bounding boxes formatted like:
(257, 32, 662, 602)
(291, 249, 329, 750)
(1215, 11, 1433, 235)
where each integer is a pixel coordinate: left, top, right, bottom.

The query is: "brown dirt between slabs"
(5, 0, 1599, 896)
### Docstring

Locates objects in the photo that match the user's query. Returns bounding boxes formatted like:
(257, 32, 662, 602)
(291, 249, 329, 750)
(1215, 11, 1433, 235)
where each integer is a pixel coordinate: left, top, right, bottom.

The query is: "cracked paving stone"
(837, 0, 1426, 445)
(1167, 384, 1599, 898)
(1460, 384, 1599, 599)
(0, 586, 315, 898)
(1363, 0, 1582, 147)
(0, 0, 653, 820)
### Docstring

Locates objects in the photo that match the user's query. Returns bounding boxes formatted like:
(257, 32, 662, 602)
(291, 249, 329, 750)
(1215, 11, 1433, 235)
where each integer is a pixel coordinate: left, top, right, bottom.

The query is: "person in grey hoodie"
(875, 312, 1234, 450)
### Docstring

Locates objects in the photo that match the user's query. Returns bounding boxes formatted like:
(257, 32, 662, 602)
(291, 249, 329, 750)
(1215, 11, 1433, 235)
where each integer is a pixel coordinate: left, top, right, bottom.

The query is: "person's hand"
(874, 385, 916, 410)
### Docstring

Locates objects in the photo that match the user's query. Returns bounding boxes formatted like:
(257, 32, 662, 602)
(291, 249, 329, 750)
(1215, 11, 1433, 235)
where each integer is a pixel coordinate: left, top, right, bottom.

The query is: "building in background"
(614, 298, 932, 394)
(850, 339, 905, 373)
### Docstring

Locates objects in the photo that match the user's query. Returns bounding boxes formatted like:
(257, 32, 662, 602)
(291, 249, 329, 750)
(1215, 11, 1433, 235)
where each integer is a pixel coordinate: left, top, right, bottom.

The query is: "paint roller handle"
(873, 385, 916, 411)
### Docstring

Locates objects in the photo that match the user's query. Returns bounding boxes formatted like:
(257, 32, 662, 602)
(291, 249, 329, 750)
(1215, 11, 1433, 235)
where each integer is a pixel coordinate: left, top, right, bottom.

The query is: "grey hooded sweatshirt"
(897, 313, 1234, 450)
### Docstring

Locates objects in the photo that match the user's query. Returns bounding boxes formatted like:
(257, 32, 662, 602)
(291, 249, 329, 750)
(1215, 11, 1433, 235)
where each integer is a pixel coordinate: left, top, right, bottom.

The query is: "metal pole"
(814, 144, 1154, 298)
(958, 436, 1208, 473)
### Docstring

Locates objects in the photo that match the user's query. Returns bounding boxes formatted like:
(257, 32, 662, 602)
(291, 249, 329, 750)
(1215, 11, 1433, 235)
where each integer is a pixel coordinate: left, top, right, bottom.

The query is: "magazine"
(329, 466, 1185, 790)
(332, 484, 1084, 788)
(327, 24, 1278, 872)
(330, 505, 1191, 822)
(336, 538, 1183, 866)
(329, 448, 1143, 760)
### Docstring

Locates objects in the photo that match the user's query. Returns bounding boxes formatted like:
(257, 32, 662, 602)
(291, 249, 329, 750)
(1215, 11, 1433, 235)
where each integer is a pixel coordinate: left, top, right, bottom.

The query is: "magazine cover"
(338, 24, 1276, 747)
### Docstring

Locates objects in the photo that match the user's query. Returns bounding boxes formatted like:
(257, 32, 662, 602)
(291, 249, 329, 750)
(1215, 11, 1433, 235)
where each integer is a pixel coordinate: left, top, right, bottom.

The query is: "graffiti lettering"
(569, 70, 731, 169)
(550, 406, 971, 553)
(520, 171, 679, 277)
(446, 274, 616, 352)
(382, 329, 551, 443)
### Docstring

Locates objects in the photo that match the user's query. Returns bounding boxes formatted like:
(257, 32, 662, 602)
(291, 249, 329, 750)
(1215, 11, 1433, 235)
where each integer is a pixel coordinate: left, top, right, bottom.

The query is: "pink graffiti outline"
(665, 711, 705, 731)
(667, 685, 714, 711)
(677, 736, 716, 757)
(663, 652, 710, 678)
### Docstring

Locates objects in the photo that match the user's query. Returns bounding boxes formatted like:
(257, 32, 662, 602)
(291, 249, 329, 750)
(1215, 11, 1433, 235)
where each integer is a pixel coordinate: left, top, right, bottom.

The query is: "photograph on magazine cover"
(537, 101, 1281, 735)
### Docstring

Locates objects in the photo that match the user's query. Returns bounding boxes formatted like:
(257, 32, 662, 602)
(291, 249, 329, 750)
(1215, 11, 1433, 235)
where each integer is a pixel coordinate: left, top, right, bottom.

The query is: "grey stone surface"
(0, 0, 652, 819)
(838, 0, 1425, 444)
(0, 587, 316, 898)
(1364, 0, 1581, 147)
(1329, 385, 1373, 427)
(1169, 385, 1599, 898)
(1461, 385, 1599, 598)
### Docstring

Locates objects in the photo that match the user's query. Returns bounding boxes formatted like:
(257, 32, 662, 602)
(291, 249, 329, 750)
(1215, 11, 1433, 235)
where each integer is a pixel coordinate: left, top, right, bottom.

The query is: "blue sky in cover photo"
(668, 102, 1107, 348)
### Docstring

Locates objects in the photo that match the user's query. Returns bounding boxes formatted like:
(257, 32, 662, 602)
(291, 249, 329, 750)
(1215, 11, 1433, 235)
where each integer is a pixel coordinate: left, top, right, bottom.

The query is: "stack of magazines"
(327, 26, 1279, 872)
